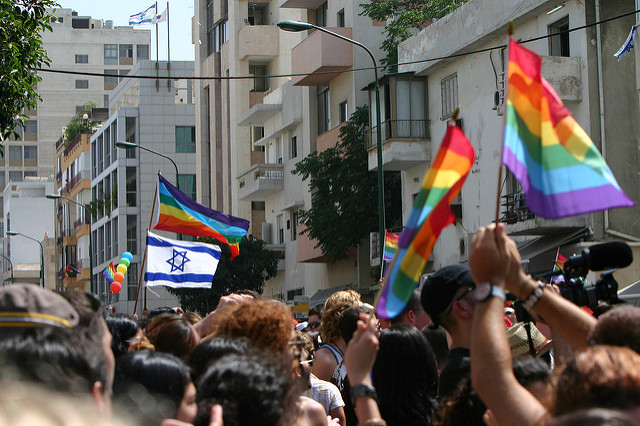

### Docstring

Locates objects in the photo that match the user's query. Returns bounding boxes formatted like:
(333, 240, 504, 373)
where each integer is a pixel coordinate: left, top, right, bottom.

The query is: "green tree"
(168, 237, 279, 315)
(0, 0, 59, 150)
(64, 101, 98, 144)
(293, 105, 402, 262)
(360, 0, 469, 71)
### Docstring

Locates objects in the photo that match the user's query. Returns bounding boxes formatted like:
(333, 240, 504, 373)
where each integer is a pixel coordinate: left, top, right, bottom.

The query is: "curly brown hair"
(209, 299, 294, 355)
(320, 290, 362, 344)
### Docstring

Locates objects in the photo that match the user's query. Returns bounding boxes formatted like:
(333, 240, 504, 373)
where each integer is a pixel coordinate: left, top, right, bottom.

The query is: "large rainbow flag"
(153, 174, 250, 258)
(503, 38, 633, 219)
(376, 124, 475, 319)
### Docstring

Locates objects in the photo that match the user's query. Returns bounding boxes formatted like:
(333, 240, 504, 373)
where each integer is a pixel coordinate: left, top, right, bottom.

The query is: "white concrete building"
(396, 0, 640, 284)
(91, 60, 196, 314)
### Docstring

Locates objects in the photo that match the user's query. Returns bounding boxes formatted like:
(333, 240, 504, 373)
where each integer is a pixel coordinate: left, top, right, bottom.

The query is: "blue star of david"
(166, 249, 191, 272)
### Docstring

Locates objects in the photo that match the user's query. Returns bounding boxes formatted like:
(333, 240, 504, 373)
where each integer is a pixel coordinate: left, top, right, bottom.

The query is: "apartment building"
(396, 0, 640, 285)
(89, 60, 196, 313)
(193, 0, 388, 305)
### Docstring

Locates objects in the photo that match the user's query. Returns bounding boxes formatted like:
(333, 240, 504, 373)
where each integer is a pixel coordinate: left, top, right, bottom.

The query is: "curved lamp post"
(277, 20, 386, 267)
(115, 141, 180, 190)
(7, 231, 44, 287)
(46, 194, 94, 293)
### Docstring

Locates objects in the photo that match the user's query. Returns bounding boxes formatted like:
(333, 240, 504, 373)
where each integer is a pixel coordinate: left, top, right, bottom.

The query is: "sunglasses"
(307, 321, 321, 328)
(445, 285, 476, 314)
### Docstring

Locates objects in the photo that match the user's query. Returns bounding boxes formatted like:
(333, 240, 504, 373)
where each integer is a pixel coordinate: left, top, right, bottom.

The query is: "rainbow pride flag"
(383, 232, 399, 262)
(503, 38, 633, 219)
(376, 124, 475, 319)
(153, 174, 250, 259)
(102, 262, 116, 284)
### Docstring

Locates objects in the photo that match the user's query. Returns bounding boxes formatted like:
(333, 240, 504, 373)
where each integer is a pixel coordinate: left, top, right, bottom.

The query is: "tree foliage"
(292, 105, 402, 262)
(168, 237, 279, 315)
(64, 101, 98, 144)
(0, 0, 59, 150)
(360, 0, 470, 70)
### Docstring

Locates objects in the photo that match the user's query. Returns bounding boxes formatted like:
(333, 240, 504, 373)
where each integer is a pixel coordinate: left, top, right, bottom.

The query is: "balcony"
(499, 192, 590, 236)
(237, 163, 284, 201)
(61, 169, 91, 196)
(366, 119, 431, 171)
(238, 25, 279, 61)
(541, 56, 582, 102)
(291, 28, 353, 86)
(317, 123, 345, 153)
(238, 102, 282, 127)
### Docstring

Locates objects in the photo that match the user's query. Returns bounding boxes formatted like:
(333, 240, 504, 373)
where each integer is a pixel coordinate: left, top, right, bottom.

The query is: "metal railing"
(365, 119, 430, 149)
(499, 192, 535, 224)
(61, 169, 91, 195)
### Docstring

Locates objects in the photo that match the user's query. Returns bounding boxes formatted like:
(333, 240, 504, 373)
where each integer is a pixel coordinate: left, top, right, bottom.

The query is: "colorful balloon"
(110, 282, 122, 293)
(116, 263, 128, 274)
(114, 272, 125, 283)
(119, 258, 131, 268)
(122, 252, 133, 262)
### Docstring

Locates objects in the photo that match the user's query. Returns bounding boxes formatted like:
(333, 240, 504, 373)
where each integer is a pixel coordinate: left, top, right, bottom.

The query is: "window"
(317, 86, 330, 134)
(136, 44, 149, 59)
(316, 2, 328, 27)
(9, 171, 22, 183)
(126, 167, 137, 207)
(75, 54, 88, 64)
(248, 4, 266, 25)
(291, 211, 299, 241)
(9, 146, 21, 167)
(104, 70, 118, 90)
(548, 16, 569, 57)
(127, 214, 137, 255)
(277, 214, 284, 244)
(339, 101, 348, 123)
(337, 9, 345, 27)
(24, 119, 37, 135)
(290, 136, 298, 159)
(76, 79, 89, 89)
(178, 175, 196, 200)
(440, 73, 458, 120)
(119, 44, 133, 65)
(24, 146, 37, 167)
(275, 136, 283, 164)
(287, 288, 304, 301)
(127, 263, 138, 301)
(248, 65, 267, 92)
(72, 18, 89, 29)
(104, 44, 117, 64)
(175, 126, 196, 152)
(250, 126, 265, 146)
(206, 0, 215, 56)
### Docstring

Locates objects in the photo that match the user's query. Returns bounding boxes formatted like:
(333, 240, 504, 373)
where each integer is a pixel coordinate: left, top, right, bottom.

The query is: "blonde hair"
(320, 290, 362, 343)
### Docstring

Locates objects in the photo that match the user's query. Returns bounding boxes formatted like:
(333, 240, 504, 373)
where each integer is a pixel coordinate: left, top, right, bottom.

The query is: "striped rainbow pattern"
(376, 124, 475, 319)
(383, 232, 399, 261)
(153, 174, 250, 259)
(102, 262, 116, 284)
(503, 38, 633, 219)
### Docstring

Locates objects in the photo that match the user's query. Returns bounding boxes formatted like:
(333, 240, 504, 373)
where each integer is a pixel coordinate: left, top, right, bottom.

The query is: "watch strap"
(350, 383, 377, 405)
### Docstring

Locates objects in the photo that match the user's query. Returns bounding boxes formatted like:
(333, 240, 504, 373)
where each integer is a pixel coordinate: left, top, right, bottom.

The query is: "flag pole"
(155, 1, 159, 92)
(494, 22, 514, 224)
(133, 179, 159, 315)
(166, 1, 171, 92)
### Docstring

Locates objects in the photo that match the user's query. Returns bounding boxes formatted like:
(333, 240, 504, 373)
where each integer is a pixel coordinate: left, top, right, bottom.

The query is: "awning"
(517, 227, 591, 261)
(618, 280, 640, 306)
(309, 284, 350, 309)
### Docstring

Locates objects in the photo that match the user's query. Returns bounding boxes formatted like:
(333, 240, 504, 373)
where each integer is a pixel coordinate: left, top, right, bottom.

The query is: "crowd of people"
(1, 222, 640, 425)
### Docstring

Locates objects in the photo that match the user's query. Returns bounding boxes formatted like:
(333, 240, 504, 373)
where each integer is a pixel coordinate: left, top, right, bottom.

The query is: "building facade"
(396, 0, 640, 285)
(90, 60, 196, 314)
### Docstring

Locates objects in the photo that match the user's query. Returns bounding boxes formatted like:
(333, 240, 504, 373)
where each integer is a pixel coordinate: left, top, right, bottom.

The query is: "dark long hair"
(106, 314, 140, 359)
(372, 324, 440, 425)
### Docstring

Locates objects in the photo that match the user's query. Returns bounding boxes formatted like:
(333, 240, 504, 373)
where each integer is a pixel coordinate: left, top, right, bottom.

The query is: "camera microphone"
(563, 241, 633, 277)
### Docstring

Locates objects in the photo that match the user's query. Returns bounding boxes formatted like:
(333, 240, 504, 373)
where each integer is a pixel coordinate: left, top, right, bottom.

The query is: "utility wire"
(38, 7, 640, 81)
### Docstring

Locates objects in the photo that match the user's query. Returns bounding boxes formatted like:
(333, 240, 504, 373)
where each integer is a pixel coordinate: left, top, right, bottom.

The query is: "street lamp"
(115, 141, 180, 190)
(0, 253, 14, 285)
(277, 20, 386, 267)
(46, 194, 94, 293)
(6, 231, 44, 287)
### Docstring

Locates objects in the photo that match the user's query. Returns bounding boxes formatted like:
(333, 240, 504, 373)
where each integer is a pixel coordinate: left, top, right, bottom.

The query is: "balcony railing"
(499, 192, 535, 224)
(61, 169, 91, 195)
(238, 163, 284, 201)
(365, 119, 430, 149)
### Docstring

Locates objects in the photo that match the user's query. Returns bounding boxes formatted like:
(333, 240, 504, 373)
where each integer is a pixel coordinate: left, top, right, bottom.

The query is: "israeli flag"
(129, 4, 157, 26)
(614, 26, 637, 61)
(145, 231, 222, 288)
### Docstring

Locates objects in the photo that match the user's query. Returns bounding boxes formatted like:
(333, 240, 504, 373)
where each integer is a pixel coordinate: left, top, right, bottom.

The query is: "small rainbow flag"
(383, 232, 399, 262)
(376, 124, 475, 319)
(102, 262, 116, 284)
(152, 174, 250, 259)
(503, 38, 633, 219)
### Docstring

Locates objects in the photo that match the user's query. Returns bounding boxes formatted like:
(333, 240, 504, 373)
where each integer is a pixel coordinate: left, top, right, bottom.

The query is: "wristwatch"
(350, 383, 378, 405)
(474, 282, 506, 302)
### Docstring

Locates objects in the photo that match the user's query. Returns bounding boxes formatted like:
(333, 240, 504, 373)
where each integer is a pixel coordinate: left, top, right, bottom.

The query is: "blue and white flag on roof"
(145, 231, 221, 288)
(614, 26, 637, 61)
(129, 4, 157, 26)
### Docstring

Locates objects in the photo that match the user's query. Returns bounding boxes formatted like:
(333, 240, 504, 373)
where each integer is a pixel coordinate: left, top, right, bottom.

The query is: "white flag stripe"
(129, 4, 157, 26)
(153, 8, 168, 23)
(145, 231, 221, 288)
(614, 26, 637, 61)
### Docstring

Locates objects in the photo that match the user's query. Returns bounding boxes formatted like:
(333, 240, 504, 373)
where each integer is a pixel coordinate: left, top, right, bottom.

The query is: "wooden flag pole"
(133, 177, 160, 315)
(494, 22, 514, 224)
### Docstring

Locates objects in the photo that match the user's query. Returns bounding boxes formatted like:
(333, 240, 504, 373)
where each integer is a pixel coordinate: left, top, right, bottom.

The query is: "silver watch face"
(474, 283, 491, 301)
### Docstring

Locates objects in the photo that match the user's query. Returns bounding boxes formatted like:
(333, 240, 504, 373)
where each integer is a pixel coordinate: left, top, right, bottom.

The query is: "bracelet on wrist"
(522, 282, 545, 310)
(350, 383, 378, 405)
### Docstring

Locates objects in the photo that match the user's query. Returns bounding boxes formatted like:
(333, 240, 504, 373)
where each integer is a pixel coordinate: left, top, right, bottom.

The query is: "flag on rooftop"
(376, 124, 475, 319)
(153, 8, 168, 24)
(614, 25, 637, 61)
(102, 262, 116, 284)
(152, 174, 250, 259)
(129, 4, 157, 26)
(383, 232, 399, 262)
(145, 232, 221, 289)
(502, 38, 633, 219)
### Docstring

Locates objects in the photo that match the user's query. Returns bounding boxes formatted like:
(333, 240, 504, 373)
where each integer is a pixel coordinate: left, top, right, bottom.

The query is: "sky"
(57, 0, 196, 61)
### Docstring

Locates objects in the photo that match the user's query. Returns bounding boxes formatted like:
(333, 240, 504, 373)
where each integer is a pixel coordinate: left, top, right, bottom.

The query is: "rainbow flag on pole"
(102, 262, 116, 284)
(502, 38, 633, 219)
(152, 174, 250, 259)
(376, 124, 475, 319)
(383, 232, 399, 261)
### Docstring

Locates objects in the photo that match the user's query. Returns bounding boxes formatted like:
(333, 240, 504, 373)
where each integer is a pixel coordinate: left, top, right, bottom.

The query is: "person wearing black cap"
(420, 264, 477, 400)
